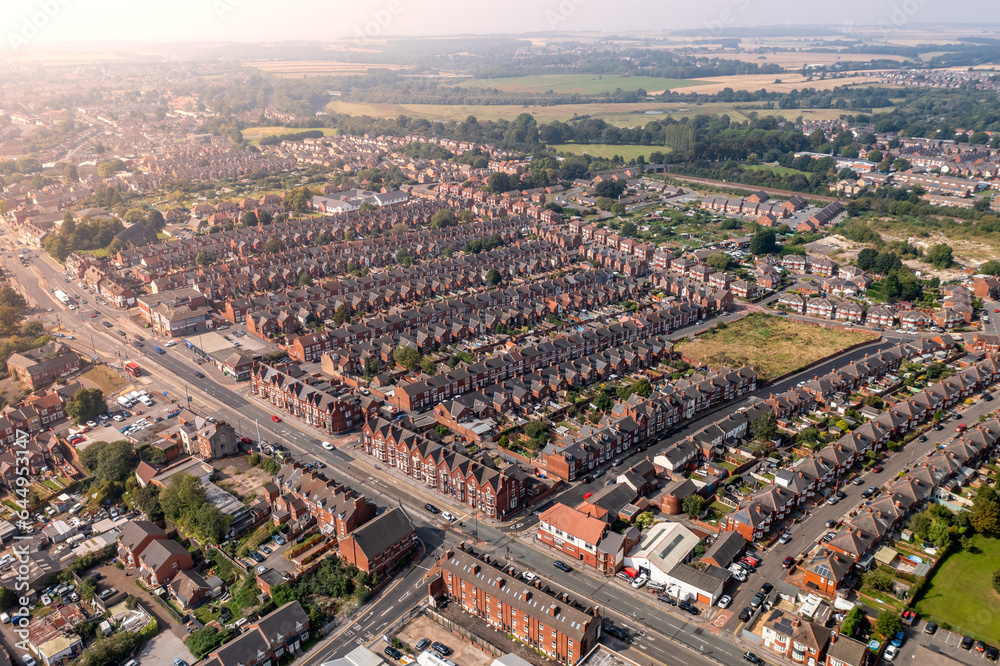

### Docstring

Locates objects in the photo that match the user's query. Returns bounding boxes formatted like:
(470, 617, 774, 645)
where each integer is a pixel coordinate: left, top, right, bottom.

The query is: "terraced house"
(251, 365, 368, 434)
(264, 462, 377, 538)
(201, 601, 310, 666)
(362, 418, 526, 520)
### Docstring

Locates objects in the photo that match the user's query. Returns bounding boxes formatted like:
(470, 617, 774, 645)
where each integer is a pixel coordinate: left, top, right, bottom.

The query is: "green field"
(548, 144, 664, 160)
(450, 74, 706, 94)
(742, 164, 812, 177)
(242, 126, 339, 145)
(915, 535, 1000, 643)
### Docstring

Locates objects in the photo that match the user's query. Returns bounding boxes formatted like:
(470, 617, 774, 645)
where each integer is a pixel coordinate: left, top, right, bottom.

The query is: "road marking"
(380, 608, 393, 617)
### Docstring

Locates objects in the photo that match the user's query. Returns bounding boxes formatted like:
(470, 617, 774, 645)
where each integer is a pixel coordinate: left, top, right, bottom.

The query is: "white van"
(117, 396, 133, 408)
(139, 396, 153, 407)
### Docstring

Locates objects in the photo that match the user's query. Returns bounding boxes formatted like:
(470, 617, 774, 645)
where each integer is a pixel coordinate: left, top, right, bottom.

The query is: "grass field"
(80, 366, 128, 397)
(242, 126, 339, 145)
(548, 144, 663, 160)
(915, 535, 1000, 643)
(244, 60, 406, 77)
(675, 313, 875, 381)
(451, 74, 706, 94)
(742, 164, 812, 177)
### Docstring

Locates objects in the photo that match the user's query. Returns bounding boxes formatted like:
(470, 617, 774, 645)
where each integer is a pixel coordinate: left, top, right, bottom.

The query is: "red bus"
(124, 362, 141, 378)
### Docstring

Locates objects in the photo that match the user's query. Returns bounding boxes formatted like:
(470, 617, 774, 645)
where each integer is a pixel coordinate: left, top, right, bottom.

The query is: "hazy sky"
(0, 0, 994, 50)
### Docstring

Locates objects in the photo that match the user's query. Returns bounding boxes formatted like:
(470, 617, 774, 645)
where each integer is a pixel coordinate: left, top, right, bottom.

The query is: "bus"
(124, 362, 141, 378)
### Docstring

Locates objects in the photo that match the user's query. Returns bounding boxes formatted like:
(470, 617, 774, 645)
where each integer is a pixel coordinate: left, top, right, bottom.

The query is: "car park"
(961, 636, 975, 650)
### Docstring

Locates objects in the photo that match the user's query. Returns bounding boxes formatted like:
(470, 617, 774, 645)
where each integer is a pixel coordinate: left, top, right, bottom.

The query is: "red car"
(741, 555, 760, 568)
(238, 437, 253, 446)
(782, 556, 795, 568)
(872, 465, 884, 473)
(995, 308, 999, 313)
(271, 415, 281, 423)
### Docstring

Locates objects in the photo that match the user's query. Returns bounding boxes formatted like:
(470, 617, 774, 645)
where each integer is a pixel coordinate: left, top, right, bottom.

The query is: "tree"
(242, 210, 258, 227)
(297, 271, 313, 288)
(682, 494, 706, 518)
(78, 576, 97, 602)
(0, 286, 26, 312)
(145, 209, 165, 231)
(196, 250, 214, 266)
(970, 486, 1000, 535)
(928, 519, 952, 549)
(979, 260, 1000, 276)
(430, 210, 457, 228)
(752, 412, 778, 441)
(862, 570, 893, 593)
(0, 306, 23, 334)
(875, 611, 903, 639)
(595, 180, 626, 199)
(62, 164, 78, 183)
(333, 304, 351, 326)
(593, 392, 614, 413)
(282, 186, 313, 213)
(993, 569, 1000, 595)
(78, 440, 137, 484)
(395, 248, 413, 268)
(97, 159, 126, 177)
(706, 252, 733, 271)
(393, 346, 422, 371)
(867, 149, 883, 164)
(925, 244, 954, 269)
(420, 357, 437, 375)
(632, 378, 653, 398)
(485, 268, 502, 286)
(620, 221, 637, 237)
(856, 248, 879, 272)
(840, 605, 868, 637)
(257, 210, 273, 226)
(749, 228, 777, 256)
(363, 356, 379, 377)
(135, 484, 163, 521)
(20, 320, 43, 337)
(635, 511, 655, 529)
(0, 587, 14, 611)
(262, 236, 285, 254)
(66, 389, 108, 425)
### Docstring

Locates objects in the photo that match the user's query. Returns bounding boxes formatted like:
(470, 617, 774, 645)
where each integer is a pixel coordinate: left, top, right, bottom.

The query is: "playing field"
(548, 144, 663, 160)
(451, 74, 706, 95)
(675, 313, 875, 382)
(915, 534, 1000, 643)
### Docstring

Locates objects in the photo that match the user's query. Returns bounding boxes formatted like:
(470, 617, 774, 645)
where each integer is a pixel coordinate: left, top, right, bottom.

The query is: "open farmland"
(548, 144, 664, 160)
(244, 60, 408, 77)
(709, 52, 913, 68)
(451, 74, 706, 94)
(675, 313, 875, 382)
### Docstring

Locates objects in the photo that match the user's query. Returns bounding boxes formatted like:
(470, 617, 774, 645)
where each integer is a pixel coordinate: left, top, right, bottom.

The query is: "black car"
(415, 639, 430, 652)
(432, 642, 452, 656)
(116, 330, 126, 337)
(424, 503, 440, 514)
(657, 594, 676, 605)
(384, 647, 403, 661)
(923, 622, 938, 635)
(987, 646, 998, 661)
(933, 424, 944, 431)
(605, 626, 630, 643)
(194, 371, 205, 379)
(678, 600, 699, 615)
(918, 435, 928, 442)
(985, 394, 995, 402)
(835, 490, 846, 500)
(250, 551, 265, 563)
(961, 635, 975, 650)
(553, 561, 572, 573)
(750, 592, 765, 608)
(102, 321, 112, 328)
(743, 653, 765, 666)
(760, 582, 773, 595)
(861, 488, 874, 498)
(738, 607, 754, 622)
(825, 519, 837, 528)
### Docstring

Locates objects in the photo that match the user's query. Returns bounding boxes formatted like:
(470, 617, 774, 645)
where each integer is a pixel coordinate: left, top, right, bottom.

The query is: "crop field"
(548, 144, 662, 160)
(709, 52, 913, 68)
(244, 60, 407, 77)
(677, 71, 890, 95)
(451, 74, 706, 94)
(675, 313, 875, 382)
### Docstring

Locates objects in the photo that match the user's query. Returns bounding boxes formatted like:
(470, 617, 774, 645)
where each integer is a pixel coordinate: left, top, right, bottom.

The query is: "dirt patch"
(213, 456, 272, 501)
(676, 313, 876, 382)
(79, 365, 129, 396)
(803, 234, 864, 260)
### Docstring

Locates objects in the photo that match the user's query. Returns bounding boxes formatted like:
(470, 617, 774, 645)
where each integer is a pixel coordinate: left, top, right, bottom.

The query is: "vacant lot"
(675, 313, 874, 381)
(915, 534, 1000, 643)
(549, 144, 662, 160)
(80, 365, 128, 396)
(451, 74, 705, 94)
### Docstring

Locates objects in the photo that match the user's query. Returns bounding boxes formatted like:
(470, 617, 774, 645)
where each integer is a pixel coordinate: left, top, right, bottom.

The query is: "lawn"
(915, 534, 1000, 642)
(675, 313, 876, 382)
(548, 144, 661, 160)
(742, 164, 813, 177)
(450, 74, 706, 95)
(80, 366, 129, 396)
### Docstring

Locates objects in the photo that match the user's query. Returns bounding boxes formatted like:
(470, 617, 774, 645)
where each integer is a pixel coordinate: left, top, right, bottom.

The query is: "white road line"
(380, 608, 393, 617)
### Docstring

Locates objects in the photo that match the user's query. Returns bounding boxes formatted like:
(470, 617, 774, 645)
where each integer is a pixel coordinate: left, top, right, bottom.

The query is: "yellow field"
(709, 52, 912, 68)
(676, 313, 875, 382)
(676, 71, 890, 95)
(244, 60, 407, 77)
(241, 126, 339, 139)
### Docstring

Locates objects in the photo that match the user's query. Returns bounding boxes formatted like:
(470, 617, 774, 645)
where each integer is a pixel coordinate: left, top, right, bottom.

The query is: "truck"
(123, 362, 141, 378)
(53, 290, 70, 305)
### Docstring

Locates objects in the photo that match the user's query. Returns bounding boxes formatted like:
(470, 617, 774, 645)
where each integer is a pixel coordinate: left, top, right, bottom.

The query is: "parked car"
(987, 646, 998, 661)
(678, 600, 699, 615)
(657, 594, 676, 605)
(415, 638, 430, 652)
(553, 561, 572, 573)
(778, 533, 792, 544)
(604, 626, 630, 643)
(961, 636, 975, 650)
(872, 465, 884, 473)
(782, 556, 795, 568)
(717, 595, 731, 608)
(884, 644, 899, 661)
(249, 551, 265, 563)
(384, 648, 403, 661)
(742, 653, 764, 666)
(738, 607, 754, 622)
(431, 642, 452, 656)
(631, 574, 648, 589)
(424, 504, 439, 514)
(825, 519, 837, 528)
(750, 592, 765, 608)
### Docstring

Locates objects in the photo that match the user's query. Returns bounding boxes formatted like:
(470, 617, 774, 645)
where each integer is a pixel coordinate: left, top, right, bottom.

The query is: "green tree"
(262, 236, 285, 253)
(970, 486, 1000, 535)
(145, 209, 165, 231)
(682, 494, 706, 518)
(393, 346, 422, 371)
(925, 244, 954, 269)
(0, 286, 26, 312)
(0, 306, 23, 334)
(749, 228, 777, 256)
(333, 304, 351, 326)
(593, 392, 614, 412)
(242, 210, 259, 227)
(363, 356, 379, 377)
(66, 388, 108, 425)
(979, 260, 1000, 276)
(0, 587, 15, 611)
(20, 320, 44, 337)
(632, 378, 653, 398)
(875, 611, 903, 639)
(862, 570, 893, 593)
(993, 569, 1000, 595)
(908, 512, 932, 539)
(196, 250, 214, 266)
(706, 252, 733, 271)
(62, 164, 78, 183)
(135, 484, 164, 521)
(485, 268, 502, 286)
(78, 440, 137, 484)
(420, 357, 437, 375)
(430, 210, 457, 228)
(282, 186, 313, 213)
(97, 159, 126, 177)
(620, 221, 637, 237)
(928, 520, 952, 549)
(840, 605, 868, 637)
(634, 511, 655, 529)
(752, 412, 779, 441)
(297, 271, 313, 288)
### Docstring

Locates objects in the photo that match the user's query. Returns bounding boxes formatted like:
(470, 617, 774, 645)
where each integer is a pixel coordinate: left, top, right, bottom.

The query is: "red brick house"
(536, 503, 610, 568)
(138, 539, 194, 586)
(116, 521, 169, 568)
(338, 507, 417, 577)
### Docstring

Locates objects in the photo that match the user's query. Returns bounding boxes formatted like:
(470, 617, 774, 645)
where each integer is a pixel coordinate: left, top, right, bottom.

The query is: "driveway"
(135, 628, 195, 666)
(97, 562, 191, 637)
